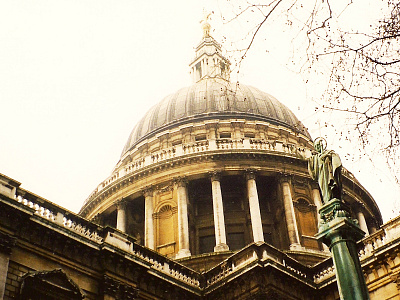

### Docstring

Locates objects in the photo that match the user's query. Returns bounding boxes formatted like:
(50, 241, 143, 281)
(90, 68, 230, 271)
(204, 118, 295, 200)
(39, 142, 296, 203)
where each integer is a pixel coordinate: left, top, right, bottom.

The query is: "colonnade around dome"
(80, 117, 380, 269)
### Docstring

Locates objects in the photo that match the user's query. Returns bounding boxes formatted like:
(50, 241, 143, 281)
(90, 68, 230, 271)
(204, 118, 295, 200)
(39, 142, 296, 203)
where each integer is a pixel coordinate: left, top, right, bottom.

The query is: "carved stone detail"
(103, 275, 139, 300)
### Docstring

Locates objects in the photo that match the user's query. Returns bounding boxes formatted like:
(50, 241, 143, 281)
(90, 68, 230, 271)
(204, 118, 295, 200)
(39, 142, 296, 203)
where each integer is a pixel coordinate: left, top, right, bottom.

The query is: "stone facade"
(0, 24, 396, 300)
(0, 178, 400, 299)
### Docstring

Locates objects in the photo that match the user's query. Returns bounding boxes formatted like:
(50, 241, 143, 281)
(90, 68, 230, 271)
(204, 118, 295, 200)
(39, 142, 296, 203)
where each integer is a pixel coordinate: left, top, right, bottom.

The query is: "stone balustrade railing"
(205, 243, 313, 287)
(15, 190, 104, 243)
(84, 138, 312, 204)
(5, 184, 398, 289)
(313, 215, 400, 285)
(103, 228, 202, 287)
(3, 189, 202, 288)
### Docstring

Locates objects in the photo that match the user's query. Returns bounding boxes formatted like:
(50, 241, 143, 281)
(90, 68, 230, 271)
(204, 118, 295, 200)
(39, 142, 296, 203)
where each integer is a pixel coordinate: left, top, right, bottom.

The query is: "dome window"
(195, 135, 207, 141)
(219, 132, 231, 139)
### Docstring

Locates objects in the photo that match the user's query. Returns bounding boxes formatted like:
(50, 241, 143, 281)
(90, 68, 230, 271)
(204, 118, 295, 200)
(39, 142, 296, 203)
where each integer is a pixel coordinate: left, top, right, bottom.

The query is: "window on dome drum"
(294, 198, 320, 250)
(199, 234, 215, 254)
(244, 133, 255, 138)
(189, 179, 214, 254)
(195, 135, 207, 141)
(126, 197, 145, 245)
(103, 210, 117, 228)
(221, 176, 245, 212)
(257, 176, 285, 249)
(219, 132, 231, 139)
(227, 230, 245, 251)
(222, 176, 252, 250)
(172, 140, 182, 146)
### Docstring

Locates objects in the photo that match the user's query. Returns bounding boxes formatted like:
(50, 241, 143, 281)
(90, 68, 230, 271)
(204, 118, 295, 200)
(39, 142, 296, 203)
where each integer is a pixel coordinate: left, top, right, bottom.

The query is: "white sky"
(1, 1, 398, 221)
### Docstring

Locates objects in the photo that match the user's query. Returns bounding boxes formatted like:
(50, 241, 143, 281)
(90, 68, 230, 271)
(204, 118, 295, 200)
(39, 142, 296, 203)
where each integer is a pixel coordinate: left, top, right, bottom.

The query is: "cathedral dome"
(121, 78, 311, 157)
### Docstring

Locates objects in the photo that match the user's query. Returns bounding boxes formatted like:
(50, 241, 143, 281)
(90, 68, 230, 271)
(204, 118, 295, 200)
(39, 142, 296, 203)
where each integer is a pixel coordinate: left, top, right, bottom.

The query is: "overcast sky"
(1, 0, 398, 221)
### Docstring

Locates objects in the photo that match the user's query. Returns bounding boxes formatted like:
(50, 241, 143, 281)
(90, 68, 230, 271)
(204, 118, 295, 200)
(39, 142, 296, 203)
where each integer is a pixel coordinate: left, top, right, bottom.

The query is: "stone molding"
(209, 171, 222, 182)
(0, 232, 16, 255)
(103, 275, 139, 300)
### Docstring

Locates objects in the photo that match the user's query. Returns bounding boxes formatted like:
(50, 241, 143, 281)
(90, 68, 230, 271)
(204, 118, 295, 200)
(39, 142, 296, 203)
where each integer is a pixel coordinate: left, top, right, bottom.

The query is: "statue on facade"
(308, 137, 342, 204)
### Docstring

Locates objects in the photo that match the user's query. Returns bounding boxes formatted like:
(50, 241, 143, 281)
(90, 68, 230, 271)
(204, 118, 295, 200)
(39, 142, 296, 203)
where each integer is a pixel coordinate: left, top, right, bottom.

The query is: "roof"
(121, 78, 310, 157)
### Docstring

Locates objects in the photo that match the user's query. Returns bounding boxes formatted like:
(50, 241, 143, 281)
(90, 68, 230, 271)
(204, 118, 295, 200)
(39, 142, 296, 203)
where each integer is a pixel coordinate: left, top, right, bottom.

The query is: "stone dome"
(121, 78, 311, 157)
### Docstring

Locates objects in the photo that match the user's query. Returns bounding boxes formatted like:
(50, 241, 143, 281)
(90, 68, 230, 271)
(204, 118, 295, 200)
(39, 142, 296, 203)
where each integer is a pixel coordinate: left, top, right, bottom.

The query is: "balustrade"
(10, 191, 202, 287)
(85, 138, 312, 204)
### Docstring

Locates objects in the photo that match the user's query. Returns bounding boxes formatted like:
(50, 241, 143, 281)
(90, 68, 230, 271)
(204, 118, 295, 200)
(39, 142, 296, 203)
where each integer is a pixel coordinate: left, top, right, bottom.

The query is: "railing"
(204, 243, 313, 287)
(313, 215, 400, 285)
(84, 138, 312, 205)
(359, 215, 400, 259)
(15, 190, 104, 243)
(4, 190, 202, 288)
(7, 185, 400, 289)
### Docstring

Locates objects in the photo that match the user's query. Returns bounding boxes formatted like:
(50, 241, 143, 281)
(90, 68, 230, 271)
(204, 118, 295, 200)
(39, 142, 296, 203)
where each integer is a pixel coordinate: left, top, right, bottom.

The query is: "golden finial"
(201, 10, 212, 38)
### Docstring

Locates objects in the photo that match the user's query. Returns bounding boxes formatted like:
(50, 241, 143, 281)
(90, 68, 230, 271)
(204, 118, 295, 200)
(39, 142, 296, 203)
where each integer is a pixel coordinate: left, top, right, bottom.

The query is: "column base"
(175, 249, 191, 259)
(214, 243, 229, 252)
(289, 243, 303, 251)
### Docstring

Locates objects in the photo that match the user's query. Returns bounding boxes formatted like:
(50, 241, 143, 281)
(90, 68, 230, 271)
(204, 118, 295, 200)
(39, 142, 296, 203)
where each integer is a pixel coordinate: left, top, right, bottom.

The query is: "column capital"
(279, 173, 292, 184)
(116, 199, 127, 209)
(245, 169, 257, 181)
(142, 186, 154, 198)
(354, 201, 366, 210)
(173, 177, 187, 188)
(209, 171, 222, 182)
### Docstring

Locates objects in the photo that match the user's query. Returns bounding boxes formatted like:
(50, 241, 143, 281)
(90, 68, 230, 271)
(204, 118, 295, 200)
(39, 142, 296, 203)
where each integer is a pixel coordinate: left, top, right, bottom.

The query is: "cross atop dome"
(189, 13, 231, 83)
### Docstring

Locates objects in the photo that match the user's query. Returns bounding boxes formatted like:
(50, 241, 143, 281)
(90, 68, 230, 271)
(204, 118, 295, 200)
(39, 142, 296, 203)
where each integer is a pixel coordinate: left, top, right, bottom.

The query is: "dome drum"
(80, 119, 381, 268)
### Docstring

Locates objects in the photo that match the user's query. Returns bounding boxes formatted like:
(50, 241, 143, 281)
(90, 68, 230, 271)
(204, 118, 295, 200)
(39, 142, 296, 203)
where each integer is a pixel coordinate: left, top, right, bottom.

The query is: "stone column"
(356, 203, 369, 235)
(175, 178, 191, 258)
(281, 176, 301, 249)
(116, 200, 127, 233)
(370, 220, 378, 234)
(246, 170, 264, 243)
(144, 187, 155, 250)
(210, 172, 229, 252)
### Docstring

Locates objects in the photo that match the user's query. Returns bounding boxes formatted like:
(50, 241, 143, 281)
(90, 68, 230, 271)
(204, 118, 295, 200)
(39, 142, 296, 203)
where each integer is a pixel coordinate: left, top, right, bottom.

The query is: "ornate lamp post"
(309, 138, 370, 300)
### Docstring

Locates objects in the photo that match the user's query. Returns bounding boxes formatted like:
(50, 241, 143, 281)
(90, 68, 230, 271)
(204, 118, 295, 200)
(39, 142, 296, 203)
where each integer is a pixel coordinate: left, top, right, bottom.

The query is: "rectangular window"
(199, 235, 215, 254)
(219, 133, 231, 139)
(227, 232, 245, 251)
(195, 135, 207, 141)
(244, 133, 255, 138)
